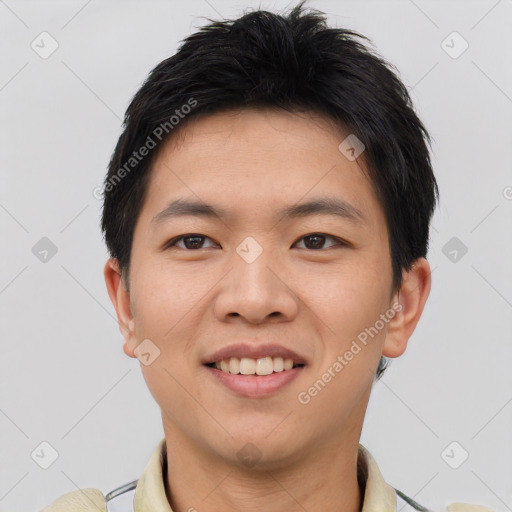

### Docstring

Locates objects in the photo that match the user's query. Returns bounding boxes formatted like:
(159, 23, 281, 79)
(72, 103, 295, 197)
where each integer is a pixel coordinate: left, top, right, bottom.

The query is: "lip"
(203, 343, 308, 366)
(205, 364, 305, 398)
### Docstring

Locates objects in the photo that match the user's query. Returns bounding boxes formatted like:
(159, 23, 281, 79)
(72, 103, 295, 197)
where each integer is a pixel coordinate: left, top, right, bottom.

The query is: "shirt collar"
(134, 438, 397, 511)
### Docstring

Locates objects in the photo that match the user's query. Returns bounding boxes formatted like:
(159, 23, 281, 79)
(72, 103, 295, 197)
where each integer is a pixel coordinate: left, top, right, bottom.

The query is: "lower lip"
(205, 365, 305, 398)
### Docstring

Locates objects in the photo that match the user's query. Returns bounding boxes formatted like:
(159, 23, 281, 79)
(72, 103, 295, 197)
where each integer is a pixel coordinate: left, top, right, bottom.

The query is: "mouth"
(204, 358, 306, 398)
(205, 356, 306, 376)
(202, 343, 308, 397)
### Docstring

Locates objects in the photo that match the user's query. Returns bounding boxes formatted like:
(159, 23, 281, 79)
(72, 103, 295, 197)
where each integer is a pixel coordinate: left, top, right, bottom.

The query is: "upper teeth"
(213, 357, 296, 375)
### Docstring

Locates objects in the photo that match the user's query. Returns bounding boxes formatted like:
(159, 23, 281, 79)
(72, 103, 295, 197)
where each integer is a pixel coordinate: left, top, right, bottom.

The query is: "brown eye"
(165, 234, 217, 250)
(294, 233, 347, 250)
(163, 233, 348, 251)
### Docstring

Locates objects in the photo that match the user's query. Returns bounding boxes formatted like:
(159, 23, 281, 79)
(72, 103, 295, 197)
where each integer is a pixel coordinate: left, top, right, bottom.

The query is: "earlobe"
(103, 258, 137, 358)
(382, 258, 432, 359)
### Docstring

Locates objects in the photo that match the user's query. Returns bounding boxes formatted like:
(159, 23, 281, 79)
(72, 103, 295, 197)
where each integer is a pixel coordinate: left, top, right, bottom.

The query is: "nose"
(213, 242, 299, 325)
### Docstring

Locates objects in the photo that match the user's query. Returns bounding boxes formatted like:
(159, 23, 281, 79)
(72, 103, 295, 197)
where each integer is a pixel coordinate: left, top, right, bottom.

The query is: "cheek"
(302, 259, 391, 343)
(128, 262, 207, 407)
(295, 272, 390, 427)
(131, 263, 203, 423)
(131, 257, 208, 335)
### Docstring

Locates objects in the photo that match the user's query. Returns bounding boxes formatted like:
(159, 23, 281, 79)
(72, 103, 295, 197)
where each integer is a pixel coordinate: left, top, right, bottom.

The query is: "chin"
(208, 430, 303, 470)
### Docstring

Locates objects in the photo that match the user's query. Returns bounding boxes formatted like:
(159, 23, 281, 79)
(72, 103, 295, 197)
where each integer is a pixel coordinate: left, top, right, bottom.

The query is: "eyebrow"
(151, 196, 366, 225)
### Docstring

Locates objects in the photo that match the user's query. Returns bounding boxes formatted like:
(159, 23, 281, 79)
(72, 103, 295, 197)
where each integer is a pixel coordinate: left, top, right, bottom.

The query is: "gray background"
(1, 0, 511, 511)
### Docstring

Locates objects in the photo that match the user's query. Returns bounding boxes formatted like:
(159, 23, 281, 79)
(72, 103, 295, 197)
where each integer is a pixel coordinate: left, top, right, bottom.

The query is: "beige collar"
(134, 438, 397, 511)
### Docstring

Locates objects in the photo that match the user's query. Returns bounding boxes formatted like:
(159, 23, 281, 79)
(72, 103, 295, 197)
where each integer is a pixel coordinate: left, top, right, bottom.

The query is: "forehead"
(137, 107, 386, 233)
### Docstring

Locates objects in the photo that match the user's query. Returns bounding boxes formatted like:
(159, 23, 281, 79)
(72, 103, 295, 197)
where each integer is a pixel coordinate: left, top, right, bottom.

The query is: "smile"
(204, 359, 306, 398)
(206, 356, 304, 375)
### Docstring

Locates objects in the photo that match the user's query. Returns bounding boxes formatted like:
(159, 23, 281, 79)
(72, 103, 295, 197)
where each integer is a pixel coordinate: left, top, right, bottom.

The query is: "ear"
(104, 258, 137, 358)
(382, 257, 431, 358)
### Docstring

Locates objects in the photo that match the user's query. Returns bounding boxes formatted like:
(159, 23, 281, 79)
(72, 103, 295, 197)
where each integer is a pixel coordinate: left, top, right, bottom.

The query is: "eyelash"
(163, 233, 349, 251)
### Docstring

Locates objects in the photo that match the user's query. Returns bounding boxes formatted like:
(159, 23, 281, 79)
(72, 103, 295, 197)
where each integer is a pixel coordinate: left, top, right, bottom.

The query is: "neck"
(162, 425, 364, 512)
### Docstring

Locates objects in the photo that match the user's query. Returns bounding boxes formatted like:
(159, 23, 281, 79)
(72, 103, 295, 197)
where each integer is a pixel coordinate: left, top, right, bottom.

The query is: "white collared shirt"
(41, 438, 494, 512)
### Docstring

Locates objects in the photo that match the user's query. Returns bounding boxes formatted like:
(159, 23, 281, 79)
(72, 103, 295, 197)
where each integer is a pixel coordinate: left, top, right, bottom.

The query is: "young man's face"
(105, 107, 430, 468)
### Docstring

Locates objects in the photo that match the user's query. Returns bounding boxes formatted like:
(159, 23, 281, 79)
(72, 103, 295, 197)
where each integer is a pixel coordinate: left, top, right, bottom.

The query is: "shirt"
(40, 438, 495, 512)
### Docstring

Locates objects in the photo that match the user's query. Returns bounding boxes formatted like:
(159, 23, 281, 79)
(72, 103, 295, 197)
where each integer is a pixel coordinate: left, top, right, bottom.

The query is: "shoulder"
(446, 504, 495, 512)
(39, 488, 106, 512)
(396, 488, 495, 512)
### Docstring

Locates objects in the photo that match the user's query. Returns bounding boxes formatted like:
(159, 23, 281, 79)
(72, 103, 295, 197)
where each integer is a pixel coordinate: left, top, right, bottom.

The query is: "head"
(103, 1, 437, 467)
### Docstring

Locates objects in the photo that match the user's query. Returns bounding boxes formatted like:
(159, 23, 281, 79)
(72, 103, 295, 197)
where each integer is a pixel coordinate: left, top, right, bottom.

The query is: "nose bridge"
(214, 235, 298, 323)
(235, 236, 276, 292)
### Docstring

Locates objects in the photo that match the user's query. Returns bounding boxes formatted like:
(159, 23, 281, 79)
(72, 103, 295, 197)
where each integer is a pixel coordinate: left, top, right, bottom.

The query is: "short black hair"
(101, 0, 439, 380)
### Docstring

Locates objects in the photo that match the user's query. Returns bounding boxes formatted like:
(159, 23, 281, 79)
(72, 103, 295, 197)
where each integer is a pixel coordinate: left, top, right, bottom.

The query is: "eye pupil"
(304, 234, 325, 250)
(184, 236, 203, 249)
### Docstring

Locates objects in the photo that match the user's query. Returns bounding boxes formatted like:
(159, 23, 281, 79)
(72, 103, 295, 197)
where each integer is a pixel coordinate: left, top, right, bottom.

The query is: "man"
(42, 2, 494, 511)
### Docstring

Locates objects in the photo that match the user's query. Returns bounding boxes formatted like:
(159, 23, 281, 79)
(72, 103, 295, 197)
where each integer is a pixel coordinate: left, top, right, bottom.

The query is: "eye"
(164, 234, 218, 250)
(163, 233, 348, 251)
(293, 233, 347, 250)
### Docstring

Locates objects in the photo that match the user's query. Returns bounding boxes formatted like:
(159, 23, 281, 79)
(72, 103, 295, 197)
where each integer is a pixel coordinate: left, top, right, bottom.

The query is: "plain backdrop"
(1, 0, 511, 511)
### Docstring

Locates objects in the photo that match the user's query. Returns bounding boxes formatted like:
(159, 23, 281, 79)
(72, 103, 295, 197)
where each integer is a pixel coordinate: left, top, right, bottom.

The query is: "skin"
(104, 107, 431, 512)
